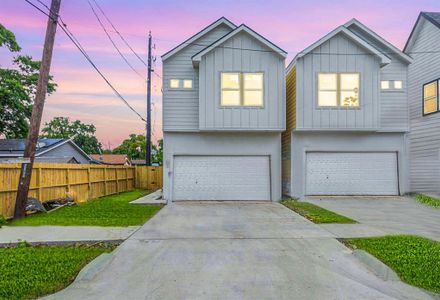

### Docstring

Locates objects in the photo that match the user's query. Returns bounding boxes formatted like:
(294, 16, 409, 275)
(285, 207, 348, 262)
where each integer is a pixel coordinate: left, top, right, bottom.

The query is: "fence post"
(115, 167, 119, 193)
(37, 166, 42, 200)
(125, 167, 129, 191)
(87, 166, 91, 198)
(66, 166, 70, 196)
(104, 167, 108, 195)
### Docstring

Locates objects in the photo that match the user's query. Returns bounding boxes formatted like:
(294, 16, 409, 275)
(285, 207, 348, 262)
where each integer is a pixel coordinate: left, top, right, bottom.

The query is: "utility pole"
(145, 31, 152, 165)
(14, 0, 61, 219)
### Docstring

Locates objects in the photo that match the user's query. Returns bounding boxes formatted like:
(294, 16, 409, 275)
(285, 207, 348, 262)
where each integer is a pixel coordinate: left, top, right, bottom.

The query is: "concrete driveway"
(45, 203, 432, 300)
(305, 196, 440, 241)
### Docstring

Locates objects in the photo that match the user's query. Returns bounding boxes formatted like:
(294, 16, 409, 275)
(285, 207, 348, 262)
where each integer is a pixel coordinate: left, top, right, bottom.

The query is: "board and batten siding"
(282, 66, 296, 195)
(296, 33, 380, 130)
(407, 19, 440, 194)
(198, 32, 285, 131)
(162, 24, 233, 132)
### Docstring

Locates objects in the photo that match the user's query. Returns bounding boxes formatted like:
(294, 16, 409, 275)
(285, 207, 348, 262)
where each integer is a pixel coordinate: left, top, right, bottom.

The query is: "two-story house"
(282, 19, 413, 198)
(161, 18, 286, 202)
(404, 12, 440, 196)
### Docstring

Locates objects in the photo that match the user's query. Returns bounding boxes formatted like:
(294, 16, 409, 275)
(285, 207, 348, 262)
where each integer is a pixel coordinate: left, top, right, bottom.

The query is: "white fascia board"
(294, 26, 391, 66)
(192, 24, 287, 66)
(344, 18, 413, 64)
(161, 17, 237, 61)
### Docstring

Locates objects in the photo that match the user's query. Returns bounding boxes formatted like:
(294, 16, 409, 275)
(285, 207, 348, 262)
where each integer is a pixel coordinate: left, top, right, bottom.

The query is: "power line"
(91, 0, 148, 67)
(87, 0, 143, 78)
(24, 0, 146, 122)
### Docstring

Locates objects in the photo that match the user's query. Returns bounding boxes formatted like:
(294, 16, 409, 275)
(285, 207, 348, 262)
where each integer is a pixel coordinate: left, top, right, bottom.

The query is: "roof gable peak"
(161, 17, 237, 61)
(191, 24, 287, 66)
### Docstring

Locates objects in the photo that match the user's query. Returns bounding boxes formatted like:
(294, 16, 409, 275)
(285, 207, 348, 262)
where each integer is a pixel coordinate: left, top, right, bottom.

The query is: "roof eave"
(161, 17, 237, 61)
(344, 18, 413, 64)
(191, 24, 287, 64)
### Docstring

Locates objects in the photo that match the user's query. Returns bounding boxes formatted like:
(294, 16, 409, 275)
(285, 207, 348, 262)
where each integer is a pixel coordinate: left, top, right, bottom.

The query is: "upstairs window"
(423, 80, 439, 115)
(318, 73, 359, 107)
(169, 79, 193, 89)
(221, 72, 263, 107)
(170, 79, 180, 89)
(381, 80, 403, 90)
(381, 80, 390, 90)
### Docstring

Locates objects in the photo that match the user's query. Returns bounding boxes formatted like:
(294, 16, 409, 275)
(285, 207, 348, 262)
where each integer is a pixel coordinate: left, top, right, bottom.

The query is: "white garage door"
(306, 152, 398, 195)
(173, 156, 270, 201)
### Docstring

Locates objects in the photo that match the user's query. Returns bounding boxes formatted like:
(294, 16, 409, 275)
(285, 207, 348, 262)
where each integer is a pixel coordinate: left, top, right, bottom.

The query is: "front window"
(318, 73, 359, 107)
(221, 72, 263, 107)
(423, 81, 438, 115)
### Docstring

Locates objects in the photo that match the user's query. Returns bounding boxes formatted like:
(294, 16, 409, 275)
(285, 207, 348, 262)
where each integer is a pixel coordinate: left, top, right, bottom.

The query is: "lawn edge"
(341, 235, 440, 296)
(280, 199, 357, 224)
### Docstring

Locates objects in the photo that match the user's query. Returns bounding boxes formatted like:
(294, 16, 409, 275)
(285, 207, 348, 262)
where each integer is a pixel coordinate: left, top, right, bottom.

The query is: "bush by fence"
(0, 163, 163, 219)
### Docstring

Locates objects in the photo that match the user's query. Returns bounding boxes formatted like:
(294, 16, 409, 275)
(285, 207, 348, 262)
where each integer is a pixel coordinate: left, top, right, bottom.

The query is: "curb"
(74, 252, 115, 282)
(352, 249, 400, 281)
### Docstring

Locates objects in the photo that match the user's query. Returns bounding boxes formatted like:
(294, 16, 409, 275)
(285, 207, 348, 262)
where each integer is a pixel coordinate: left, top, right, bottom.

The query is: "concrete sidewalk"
(0, 225, 139, 245)
(130, 189, 166, 204)
(44, 203, 433, 300)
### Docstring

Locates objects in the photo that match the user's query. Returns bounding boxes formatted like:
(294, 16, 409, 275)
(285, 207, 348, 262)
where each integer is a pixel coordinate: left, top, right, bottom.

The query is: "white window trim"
(317, 72, 360, 108)
(168, 78, 194, 90)
(381, 80, 404, 92)
(220, 72, 264, 108)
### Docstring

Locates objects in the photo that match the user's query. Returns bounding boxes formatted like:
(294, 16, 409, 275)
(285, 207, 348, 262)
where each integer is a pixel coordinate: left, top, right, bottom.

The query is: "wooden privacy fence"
(0, 163, 163, 219)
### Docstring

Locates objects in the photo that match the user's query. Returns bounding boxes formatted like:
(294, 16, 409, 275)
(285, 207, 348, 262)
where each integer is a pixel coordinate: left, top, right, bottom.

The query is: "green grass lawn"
(415, 194, 440, 208)
(0, 243, 115, 300)
(281, 198, 357, 223)
(345, 235, 440, 294)
(9, 189, 163, 227)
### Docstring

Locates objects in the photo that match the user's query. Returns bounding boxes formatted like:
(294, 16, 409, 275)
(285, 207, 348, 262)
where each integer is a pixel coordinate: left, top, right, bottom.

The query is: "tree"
(0, 24, 56, 138)
(152, 139, 163, 165)
(41, 117, 102, 154)
(112, 135, 163, 165)
(113, 134, 145, 159)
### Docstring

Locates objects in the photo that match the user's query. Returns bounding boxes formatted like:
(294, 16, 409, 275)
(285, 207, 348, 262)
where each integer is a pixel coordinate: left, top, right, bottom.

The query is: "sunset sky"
(1, 0, 439, 149)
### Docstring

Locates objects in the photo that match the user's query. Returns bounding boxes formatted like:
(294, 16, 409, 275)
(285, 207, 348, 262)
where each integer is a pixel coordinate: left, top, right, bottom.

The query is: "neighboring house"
(282, 19, 413, 198)
(404, 12, 440, 196)
(0, 138, 91, 164)
(161, 17, 286, 202)
(131, 159, 147, 166)
(90, 154, 132, 165)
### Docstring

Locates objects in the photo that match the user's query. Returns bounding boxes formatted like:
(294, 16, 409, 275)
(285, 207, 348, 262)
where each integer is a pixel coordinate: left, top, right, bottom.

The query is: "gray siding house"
(405, 12, 440, 195)
(282, 19, 413, 198)
(162, 17, 286, 202)
(0, 138, 91, 164)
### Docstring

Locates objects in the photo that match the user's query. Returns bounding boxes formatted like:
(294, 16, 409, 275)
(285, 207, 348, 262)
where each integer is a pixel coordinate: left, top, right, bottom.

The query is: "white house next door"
(306, 152, 399, 196)
(173, 155, 271, 201)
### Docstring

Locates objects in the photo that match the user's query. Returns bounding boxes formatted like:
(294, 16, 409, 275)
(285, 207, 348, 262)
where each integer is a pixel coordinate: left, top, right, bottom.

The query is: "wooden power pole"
(145, 31, 152, 165)
(14, 0, 62, 219)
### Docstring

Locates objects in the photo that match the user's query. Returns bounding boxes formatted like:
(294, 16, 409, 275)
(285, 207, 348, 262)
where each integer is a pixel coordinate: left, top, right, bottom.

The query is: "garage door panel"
(306, 152, 398, 195)
(173, 156, 270, 201)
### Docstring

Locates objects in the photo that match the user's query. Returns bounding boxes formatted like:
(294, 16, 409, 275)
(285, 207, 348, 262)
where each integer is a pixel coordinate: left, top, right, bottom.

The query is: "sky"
(1, 0, 439, 149)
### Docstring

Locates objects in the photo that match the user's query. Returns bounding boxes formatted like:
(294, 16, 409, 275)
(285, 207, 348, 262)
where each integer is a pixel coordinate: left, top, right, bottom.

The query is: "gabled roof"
(344, 19, 412, 64)
(90, 154, 131, 165)
(0, 138, 91, 161)
(404, 12, 440, 53)
(191, 24, 287, 66)
(161, 17, 237, 61)
(287, 24, 392, 74)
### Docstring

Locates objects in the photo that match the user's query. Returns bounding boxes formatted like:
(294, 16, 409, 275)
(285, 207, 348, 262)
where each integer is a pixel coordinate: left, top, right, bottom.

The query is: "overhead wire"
(86, 0, 143, 78)
(24, 0, 147, 122)
(91, 0, 148, 67)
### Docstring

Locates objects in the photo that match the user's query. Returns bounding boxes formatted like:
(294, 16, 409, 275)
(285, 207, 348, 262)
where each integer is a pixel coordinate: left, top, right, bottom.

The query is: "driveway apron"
(44, 203, 433, 300)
